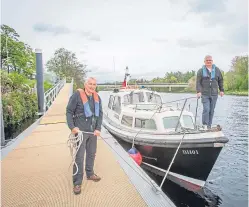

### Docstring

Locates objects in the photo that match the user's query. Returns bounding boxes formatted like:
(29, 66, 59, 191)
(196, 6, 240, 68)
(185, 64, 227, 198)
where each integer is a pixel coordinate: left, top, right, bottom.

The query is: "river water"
(99, 91, 248, 207)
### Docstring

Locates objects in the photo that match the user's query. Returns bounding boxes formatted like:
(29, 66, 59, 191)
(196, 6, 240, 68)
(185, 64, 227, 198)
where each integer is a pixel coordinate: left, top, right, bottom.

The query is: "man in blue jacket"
(196, 55, 224, 129)
(66, 77, 103, 195)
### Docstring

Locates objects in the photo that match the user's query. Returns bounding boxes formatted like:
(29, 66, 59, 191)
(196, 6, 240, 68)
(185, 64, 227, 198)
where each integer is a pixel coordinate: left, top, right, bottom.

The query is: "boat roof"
(122, 104, 194, 118)
(111, 88, 161, 97)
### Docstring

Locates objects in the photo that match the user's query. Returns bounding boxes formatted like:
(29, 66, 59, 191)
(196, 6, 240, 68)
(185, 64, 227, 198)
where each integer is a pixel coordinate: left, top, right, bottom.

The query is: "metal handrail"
(44, 79, 66, 111)
(128, 96, 198, 113)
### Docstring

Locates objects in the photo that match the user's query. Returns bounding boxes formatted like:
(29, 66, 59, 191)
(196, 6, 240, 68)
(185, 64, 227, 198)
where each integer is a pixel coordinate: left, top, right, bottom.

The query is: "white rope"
(159, 132, 186, 188)
(67, 130, 94, 176)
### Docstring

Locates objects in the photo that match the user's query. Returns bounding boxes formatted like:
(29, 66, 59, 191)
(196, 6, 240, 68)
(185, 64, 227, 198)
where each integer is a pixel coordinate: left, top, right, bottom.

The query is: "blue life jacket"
(202, 64, 216, 79)
(77, 89, 99, 117)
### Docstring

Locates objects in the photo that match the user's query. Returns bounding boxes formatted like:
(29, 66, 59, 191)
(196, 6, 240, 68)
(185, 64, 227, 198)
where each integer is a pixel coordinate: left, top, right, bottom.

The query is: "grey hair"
(85, 77, 97, 83)
(204, 55, 212, 60)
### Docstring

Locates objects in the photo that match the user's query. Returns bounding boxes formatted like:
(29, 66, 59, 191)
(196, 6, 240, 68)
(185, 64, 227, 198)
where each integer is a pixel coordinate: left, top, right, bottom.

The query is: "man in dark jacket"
(196, 55, 224, 129)
(66, 77, 103, 195)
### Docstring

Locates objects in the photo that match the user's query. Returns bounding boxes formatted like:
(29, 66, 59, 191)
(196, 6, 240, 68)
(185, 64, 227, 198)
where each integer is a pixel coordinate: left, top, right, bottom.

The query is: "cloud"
(33, 23, 70, 35)
(79, 50, 87, 55)
(152, 38, 168, 43)
(177, 38, 213, 48)
(188, 0, 226, 13)
(33, 23, 101, 41)
(228, 25, 248, 46)
(78, 31, 101, 41)
(172, 0, 248, 51)
(2, 0, 247, 82)
(88, 35, 101, 42)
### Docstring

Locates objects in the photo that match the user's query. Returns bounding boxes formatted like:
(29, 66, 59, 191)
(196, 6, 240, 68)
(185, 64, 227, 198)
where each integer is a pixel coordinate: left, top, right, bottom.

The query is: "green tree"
(224, 55, 248, 91)
(46, 48, 88, 88)
(169, 76, 177, 83)
(187, 76, 196, 92)
(1, 24, 35, 77)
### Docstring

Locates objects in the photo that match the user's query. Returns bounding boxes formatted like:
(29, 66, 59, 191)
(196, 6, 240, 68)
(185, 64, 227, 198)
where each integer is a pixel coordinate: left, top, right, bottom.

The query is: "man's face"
(85, 78, 97, 94)
(204, 57, 213, 67)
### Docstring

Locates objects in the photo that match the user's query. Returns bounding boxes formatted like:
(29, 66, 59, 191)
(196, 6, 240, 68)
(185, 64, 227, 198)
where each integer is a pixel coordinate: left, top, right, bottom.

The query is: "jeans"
(73, 133, 97, 186)
(201, 95, 218, 128)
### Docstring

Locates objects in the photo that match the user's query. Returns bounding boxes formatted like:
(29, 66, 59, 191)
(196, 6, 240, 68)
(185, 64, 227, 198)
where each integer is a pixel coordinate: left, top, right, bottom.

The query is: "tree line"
(128, 57, 248, 93)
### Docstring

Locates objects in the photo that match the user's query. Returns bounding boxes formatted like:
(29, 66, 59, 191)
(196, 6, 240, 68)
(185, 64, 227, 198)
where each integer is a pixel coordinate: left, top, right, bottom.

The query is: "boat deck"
(1, 83, 175, 207)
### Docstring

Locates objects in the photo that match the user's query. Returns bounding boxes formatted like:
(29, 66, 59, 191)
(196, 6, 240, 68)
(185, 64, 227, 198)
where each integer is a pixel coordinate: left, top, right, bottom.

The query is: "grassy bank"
(224, 91, 248, 96)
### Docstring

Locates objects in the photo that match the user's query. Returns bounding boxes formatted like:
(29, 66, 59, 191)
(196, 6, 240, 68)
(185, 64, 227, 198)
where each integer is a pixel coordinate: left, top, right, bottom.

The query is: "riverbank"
(170, 89, 248, 96)
(97, 86, 248, 96)
(1, 71, 54, 142)
(224, 90, 248, 96)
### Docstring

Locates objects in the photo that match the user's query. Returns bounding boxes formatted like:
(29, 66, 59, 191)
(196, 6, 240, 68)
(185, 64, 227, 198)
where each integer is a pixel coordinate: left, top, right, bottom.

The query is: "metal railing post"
(174, 99, 188, 131)
(1, 96, 5, 146)
(194, 98, 199, 129)
(35, 49, 45, 115)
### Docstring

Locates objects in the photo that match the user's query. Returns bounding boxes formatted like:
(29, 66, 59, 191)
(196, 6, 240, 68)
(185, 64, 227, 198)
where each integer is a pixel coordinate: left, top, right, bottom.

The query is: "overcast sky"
(2, 0, 248, 83)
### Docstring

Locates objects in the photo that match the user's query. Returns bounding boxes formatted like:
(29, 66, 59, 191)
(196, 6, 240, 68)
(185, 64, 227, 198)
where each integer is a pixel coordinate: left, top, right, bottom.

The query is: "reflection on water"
(146, 172, 223, 207)
(4, 116, 39, 142)
(99, 91, 248, 207)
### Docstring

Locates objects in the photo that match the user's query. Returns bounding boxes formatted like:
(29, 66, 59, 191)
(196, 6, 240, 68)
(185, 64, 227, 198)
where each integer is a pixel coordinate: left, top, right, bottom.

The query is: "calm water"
(99, 91, 248, 207)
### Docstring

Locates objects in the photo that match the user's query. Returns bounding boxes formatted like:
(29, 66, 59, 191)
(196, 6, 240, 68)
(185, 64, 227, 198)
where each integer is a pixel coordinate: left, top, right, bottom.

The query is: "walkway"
(1, 83, 148, 207)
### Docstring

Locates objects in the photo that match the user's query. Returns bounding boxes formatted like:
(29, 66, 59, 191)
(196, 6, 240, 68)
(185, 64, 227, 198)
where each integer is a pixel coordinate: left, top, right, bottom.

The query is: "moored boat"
(102, 69, 229, 192)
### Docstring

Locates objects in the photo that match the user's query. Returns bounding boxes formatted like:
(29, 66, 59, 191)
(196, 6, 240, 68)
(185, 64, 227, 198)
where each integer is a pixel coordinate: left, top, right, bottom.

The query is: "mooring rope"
(67, 130, 92, 176)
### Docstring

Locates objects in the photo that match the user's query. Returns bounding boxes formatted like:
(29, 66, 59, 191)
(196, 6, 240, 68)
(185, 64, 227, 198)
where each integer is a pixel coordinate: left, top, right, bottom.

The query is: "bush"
(44, 81, 53, 92)
(2, 92, 37, 128)
(1, 70, 38, 128)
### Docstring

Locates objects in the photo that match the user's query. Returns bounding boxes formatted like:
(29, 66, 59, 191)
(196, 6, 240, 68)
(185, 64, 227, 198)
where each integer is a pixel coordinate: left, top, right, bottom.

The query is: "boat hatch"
(132, 104, 160, 111)
(129, 91, 162, 105)
(163, 115, 195, 130)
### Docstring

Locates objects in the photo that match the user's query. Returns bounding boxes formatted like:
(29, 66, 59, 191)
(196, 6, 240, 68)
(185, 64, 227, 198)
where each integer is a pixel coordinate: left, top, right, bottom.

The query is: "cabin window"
(123, 95, 130, 104)
(163, 116, 194, 129)
(135, 118, 157, 130)
(108, 95, 114, 109)
(183, 115, 194, 129)
(146, 92, 162, 104)
(163, 116, 179, 129)
(121, 115, 133, 127)
(132, 92, 144, 104)
(112, 96, 121, 114)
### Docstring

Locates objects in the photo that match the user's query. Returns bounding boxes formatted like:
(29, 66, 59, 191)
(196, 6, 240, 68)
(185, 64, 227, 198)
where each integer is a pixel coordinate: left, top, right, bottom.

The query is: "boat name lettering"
(182, 150, 199, 155)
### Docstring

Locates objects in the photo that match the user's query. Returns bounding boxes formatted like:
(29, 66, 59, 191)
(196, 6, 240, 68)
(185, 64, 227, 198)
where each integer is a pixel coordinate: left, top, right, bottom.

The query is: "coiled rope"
(67, 130, 159, 190)
(67, 131, 93, 176)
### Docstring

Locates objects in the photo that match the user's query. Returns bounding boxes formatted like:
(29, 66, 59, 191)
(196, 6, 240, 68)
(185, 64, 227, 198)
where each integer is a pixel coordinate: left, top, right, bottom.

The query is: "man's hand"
(94, 130, 101, 137)
(220, 91, 224, 97)
(72, 127, 80, 134)
(197, 92, 202, 98)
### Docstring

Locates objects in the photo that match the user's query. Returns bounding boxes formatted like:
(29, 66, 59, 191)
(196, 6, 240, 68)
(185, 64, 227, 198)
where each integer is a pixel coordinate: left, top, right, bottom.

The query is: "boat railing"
(127, 96, 198, 111)
(127, 96, 199, 131)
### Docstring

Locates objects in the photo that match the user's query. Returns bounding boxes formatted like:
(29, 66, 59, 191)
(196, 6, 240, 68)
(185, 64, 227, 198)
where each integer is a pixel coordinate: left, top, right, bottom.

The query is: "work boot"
(87, 174, 101, 182)
(73, 185, 81, 195)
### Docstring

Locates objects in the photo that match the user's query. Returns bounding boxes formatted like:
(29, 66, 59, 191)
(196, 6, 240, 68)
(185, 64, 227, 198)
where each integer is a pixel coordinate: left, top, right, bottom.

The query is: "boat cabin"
(106, 89, 195, 133)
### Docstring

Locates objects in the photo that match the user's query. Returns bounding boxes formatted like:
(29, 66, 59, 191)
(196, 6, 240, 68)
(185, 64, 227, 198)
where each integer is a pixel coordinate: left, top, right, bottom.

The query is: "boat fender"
(128, 148, 142, 166)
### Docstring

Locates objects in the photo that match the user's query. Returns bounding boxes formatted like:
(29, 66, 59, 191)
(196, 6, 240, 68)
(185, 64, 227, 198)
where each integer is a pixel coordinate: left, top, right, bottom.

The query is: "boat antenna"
(113, 56, 116, 89)
(194, 98, 199, 129)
